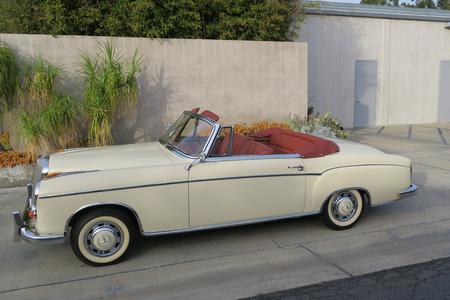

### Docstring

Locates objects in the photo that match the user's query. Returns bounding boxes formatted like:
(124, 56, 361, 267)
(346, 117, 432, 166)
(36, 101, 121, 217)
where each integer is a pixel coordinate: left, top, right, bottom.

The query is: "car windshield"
(159, 113, 214, 157)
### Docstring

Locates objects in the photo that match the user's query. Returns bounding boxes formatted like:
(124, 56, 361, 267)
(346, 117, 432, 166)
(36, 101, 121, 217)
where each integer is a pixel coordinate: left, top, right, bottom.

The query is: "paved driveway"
(1, 124, 449, 300)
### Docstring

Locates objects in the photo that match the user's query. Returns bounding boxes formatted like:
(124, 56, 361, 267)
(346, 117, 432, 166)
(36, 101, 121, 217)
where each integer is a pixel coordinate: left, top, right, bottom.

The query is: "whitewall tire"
(70, 209, 135, 266)
(322, 189, 364, 230)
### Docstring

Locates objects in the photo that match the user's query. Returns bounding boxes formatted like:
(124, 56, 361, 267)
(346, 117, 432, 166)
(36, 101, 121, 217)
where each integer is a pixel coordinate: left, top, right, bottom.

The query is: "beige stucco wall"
(0, 34, 307, 142)
(299, 15, 450, 128)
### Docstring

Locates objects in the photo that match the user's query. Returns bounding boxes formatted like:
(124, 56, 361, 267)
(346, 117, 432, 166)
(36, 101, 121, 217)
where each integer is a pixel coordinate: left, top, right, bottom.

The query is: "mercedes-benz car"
(13, 108, 417, 266)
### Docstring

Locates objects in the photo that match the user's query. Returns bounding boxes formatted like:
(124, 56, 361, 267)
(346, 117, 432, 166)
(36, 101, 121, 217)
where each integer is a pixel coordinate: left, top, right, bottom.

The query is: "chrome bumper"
(13, 211, 64, 243)
(399, 184, 418, 198)
(12, 183, 64, 243)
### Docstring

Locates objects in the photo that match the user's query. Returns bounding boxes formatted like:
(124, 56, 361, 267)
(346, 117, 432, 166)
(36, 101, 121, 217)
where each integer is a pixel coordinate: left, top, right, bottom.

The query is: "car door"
(188, 156, 306, 227)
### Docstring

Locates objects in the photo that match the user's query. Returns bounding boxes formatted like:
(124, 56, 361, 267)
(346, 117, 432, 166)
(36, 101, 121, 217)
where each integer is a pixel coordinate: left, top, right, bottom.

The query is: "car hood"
(49, 142, 174, 173)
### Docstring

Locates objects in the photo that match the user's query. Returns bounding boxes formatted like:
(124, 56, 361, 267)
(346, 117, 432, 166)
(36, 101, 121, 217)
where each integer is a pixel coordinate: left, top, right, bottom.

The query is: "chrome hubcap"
(84, 221, 123, 257)
(332, 193, 358, 222)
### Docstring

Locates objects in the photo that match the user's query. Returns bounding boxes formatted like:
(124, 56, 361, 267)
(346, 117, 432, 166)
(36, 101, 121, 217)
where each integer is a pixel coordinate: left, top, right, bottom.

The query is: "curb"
(0, 165, 34, 188)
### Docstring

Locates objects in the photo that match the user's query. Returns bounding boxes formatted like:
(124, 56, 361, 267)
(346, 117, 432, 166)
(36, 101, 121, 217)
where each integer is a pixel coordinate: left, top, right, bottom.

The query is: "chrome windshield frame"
(163, 111, 221, 159)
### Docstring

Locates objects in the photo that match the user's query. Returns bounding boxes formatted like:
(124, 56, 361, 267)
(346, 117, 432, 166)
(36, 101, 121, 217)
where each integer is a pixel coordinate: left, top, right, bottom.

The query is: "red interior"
(200, 110, 220, 122)
(192, 109, 339, 158)
(212, 128, 339, 158)
(216, 133, 275, 156)
(250, 128, 339, 158)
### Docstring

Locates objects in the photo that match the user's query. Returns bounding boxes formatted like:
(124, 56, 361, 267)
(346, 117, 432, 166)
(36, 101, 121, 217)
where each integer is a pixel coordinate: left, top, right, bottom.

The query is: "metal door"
(438, 61, 450, 122)
(354, 60, 378, 127)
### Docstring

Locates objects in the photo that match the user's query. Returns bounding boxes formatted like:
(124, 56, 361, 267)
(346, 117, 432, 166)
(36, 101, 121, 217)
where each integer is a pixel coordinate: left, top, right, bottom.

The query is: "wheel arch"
(64, 203, 143, 236)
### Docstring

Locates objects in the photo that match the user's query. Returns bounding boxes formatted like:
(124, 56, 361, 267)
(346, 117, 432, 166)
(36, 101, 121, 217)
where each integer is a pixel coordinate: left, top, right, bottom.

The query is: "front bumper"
(12, 183, 64, 243)
(13, 211, 64, 243)
(399, 184, 418, 198)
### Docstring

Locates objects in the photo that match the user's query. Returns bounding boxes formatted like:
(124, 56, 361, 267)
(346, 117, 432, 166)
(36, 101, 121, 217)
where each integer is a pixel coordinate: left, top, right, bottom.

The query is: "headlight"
(34, 155, 49, 184)
(34, 181, 41, 201)
(29, 156, 49, 209)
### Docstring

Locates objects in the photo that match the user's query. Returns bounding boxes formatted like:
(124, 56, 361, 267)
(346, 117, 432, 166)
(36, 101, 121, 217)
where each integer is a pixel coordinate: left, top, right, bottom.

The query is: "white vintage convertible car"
(13, 108, 417, 265)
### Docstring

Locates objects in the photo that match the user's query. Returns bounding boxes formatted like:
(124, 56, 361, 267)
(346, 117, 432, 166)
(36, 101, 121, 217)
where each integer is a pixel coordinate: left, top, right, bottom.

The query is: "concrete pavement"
(1, 124, 450, 299)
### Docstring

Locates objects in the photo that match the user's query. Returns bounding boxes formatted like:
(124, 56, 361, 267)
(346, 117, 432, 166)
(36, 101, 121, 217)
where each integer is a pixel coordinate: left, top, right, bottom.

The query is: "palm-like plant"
(79, 41, 142, 146)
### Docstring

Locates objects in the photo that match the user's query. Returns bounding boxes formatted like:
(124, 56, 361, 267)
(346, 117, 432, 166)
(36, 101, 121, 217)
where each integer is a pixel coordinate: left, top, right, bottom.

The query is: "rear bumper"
(13, 211, 64, 244)
(399, 184, 418, 198)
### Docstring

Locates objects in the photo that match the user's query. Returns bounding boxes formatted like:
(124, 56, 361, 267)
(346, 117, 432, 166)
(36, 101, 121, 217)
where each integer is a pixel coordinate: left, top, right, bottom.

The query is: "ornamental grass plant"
(17, 58, 79, 158)
(0, 42, 19, 112)
(79, 41, 142, 146)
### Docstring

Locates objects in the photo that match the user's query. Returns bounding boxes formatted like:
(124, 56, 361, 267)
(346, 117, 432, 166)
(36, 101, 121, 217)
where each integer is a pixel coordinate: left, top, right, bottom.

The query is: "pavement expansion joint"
(298, 244, 353, 277)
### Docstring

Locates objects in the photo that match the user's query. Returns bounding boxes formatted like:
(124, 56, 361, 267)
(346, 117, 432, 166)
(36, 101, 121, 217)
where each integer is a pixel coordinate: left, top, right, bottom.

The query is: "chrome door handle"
(288, 165, 304, 171)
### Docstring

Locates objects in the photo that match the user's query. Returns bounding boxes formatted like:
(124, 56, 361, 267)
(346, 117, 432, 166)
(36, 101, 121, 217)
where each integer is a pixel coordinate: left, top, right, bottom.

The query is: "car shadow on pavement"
(127, 215, 324, 260)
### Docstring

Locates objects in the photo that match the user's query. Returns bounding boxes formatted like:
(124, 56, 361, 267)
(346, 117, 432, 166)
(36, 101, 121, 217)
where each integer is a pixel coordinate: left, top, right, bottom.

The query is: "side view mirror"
(185, 151, 207, 171)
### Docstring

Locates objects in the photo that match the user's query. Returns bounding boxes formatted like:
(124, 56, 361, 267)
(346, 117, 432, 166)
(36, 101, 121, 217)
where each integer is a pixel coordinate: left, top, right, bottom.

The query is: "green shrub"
(0, 0, 304, 42)
(287, 110, 347, 139)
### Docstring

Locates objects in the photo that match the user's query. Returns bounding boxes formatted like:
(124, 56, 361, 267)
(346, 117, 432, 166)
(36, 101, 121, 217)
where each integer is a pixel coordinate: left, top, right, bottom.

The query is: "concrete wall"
(299, 15, 450, 128)
(0, 34, 307, 143)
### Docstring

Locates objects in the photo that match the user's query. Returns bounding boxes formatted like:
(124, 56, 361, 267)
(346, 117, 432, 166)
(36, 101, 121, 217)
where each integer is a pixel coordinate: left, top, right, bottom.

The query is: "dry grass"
(0, 151, 33, 168)
(234, 121, 291, 136)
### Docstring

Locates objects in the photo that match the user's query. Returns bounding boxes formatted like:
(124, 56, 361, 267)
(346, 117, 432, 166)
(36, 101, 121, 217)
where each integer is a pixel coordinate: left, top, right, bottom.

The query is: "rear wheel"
(70, 209, 135, 266)
(322, 189, 364, 230)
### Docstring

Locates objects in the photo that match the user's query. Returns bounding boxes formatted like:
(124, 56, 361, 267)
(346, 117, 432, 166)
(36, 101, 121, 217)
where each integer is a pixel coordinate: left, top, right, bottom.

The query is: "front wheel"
(322, 189, 364, 230)
(70, 209, 135, 266)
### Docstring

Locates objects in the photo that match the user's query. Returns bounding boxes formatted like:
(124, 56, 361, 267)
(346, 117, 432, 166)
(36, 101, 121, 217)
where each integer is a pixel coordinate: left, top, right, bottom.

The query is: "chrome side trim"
(12, 211, 64, 244)
(399, 184, 418, 197)
(205, 154, 302, 162)
(39, 180, 189, 199)
(321, 164, 409, 175)
(64, 202, 145, 235)
(40, 173, 320, 199)
(190, 173, 315, 184)
(142, 211, 320, 237)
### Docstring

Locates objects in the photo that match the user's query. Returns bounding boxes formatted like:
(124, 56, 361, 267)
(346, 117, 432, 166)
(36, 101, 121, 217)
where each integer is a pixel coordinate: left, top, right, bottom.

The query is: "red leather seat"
(216, 134, 274, 156)
(251, 128, 339, 158)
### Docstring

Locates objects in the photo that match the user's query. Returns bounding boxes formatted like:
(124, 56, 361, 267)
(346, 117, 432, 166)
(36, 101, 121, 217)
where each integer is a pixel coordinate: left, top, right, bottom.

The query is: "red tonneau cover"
(250, 128, 339, 158)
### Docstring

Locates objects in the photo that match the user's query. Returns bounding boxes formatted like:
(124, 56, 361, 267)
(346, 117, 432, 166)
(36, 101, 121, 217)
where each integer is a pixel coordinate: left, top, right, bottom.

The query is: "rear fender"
(308, 165, 410, 212)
